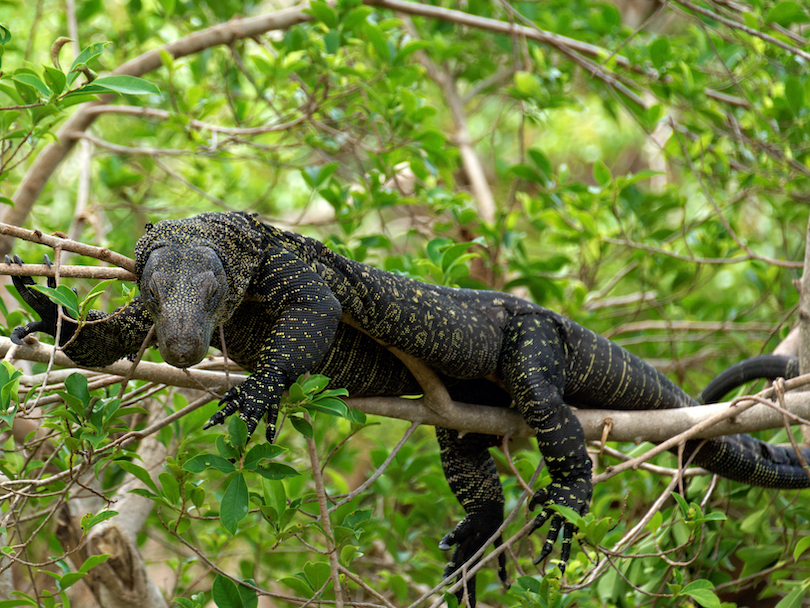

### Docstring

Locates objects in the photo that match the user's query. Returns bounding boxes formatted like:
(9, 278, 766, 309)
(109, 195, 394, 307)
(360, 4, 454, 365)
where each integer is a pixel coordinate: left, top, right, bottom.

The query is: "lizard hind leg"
(499, 313, 593, 573)
(436, 426, 506, 607)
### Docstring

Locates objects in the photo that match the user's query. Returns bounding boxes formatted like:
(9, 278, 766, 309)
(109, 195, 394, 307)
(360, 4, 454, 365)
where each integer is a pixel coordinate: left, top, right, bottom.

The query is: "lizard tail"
(688, 354, 810, 489)
(685, 434, 810, 489)
(696, 354, 800, 404)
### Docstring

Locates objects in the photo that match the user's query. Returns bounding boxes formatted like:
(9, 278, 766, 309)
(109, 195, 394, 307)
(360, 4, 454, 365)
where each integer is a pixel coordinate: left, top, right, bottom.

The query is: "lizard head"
(140, 245, 229, 368)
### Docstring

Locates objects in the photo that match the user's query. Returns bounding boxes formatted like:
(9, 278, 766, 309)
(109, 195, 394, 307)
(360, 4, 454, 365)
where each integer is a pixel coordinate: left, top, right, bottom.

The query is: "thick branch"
(1, 3, 314, 256)
(5, 337, 810, 443)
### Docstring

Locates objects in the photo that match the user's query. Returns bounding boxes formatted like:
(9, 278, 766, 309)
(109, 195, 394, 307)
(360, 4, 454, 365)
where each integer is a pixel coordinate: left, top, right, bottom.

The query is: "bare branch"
(672, 0, 810, 62)
(4, 337, 810, 444)
(605, 320, 778, 338)
(0, 223, 136, 272)
(85, 104, 311, 136)
(0, 263, 135, 281)
(1, 2, 315, 256)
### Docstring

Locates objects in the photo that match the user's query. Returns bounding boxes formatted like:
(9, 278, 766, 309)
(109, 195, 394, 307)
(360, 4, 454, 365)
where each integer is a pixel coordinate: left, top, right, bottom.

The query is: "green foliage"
(2, 0, 810, 605)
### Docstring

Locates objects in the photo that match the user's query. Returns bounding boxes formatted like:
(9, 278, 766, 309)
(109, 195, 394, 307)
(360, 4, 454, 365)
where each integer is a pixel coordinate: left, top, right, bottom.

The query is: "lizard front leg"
(204, 250, 342, 442)
(8, 254, 153, 366)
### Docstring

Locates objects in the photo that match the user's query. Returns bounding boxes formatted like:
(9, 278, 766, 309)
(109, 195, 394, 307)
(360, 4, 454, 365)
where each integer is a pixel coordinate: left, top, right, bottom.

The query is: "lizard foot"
(8, 254, 61, 344)
(528, 476, 592, 572)
(439, 512, 507, 606)
(203, 381, 280, 443)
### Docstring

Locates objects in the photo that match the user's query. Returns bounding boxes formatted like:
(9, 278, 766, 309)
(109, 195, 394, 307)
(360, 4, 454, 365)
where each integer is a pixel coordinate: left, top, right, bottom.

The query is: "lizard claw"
(440, 509, 507, 606)
(528, 477, 591, 572)
(203, 379, 281, 443)
(7, 254, 65, 344)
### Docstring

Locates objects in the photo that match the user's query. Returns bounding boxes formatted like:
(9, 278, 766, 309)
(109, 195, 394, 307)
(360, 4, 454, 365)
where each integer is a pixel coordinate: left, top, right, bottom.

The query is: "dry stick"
(303, 413, 344, 608)
(327, 420, 420, 514)
(592, 443, 708, 479)
(68, 132, 192, 157)
(2, 3, 316, 244)
(0, 263, 134, 280)
(606, 319, 778, 338)
(672, 0, 810, 62)
(3, 0, 654, 251)
(590, 384, 803, 485)
(86, 104, 311, 135)
(421, 468, 547, 608)
(404, 17, 496, 224)
(366, 0, 643, 74)
(0, 223, 136, 273)
(164, 522, 385, 607)
(337, 565, 397, 608)
(575, 474, 682, 588)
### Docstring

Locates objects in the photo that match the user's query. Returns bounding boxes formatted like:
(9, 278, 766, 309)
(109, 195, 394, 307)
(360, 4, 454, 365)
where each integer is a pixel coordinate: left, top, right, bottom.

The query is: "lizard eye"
(148, 278, 160, 303)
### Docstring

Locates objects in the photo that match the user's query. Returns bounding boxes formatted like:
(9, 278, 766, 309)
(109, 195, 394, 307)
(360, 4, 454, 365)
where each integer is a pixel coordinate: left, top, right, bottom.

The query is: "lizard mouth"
(158, 325, 213, 368)
(157, 320, 213, 368)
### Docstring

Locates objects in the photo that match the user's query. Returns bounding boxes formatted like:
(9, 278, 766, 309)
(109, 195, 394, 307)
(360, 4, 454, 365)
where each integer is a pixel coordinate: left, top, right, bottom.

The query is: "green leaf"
(593, 160, 612, 186)
(86, 75, 160, 96)
(254, 462, 300, 481)
(220, 473, 249, 534)
(117, 460, 160, 494)
(78, 553, 110, 573)
(0, 24, 10, 45)
(158, 472, 180, 504)
(394, 39, 431, 64)
(342, 508, 372, 529)
(785, 76, 804, 117)
(262, 478, 287, 520)
(364, 22, 390, 63)
(516, 575, 542, 593)
(290, 416, 313, 438)
(211, 574, 243, 608)
(65, 373, 91, 407)
(514, 71, 544, 98)
(244, 443, 285, 470)
(183, 453, 236, 475)
(649, 37, 671, 71)
(31, 284, 80, 319)
(765, 1, 808, 26)
(158, 0, 175, 16)
(69, 42, 108, 78)
(227, 416, 249, 451)
(0, 599, 37, 607)
(793, 534, 810, 560)
(679, 580, 720, 608)
(56, 571, 85, 589)
(80, 279, 115, 321)
(214, 433, 239, 461)
(11, 73, 51, 98)
(43, 66, 66, 96)
(300, 374, 330, 394)
(775, 581, 810, 608)
(305, 396, 349, 418)
(307, 1, 339, 29)
(80, 510, 118, 534)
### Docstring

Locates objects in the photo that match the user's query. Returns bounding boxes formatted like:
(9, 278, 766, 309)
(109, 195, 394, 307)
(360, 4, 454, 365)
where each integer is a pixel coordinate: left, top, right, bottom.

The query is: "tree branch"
(0, 222, 136, 273)
(5, 337, 810, 444)
(0, 2, 315, 257)
(0, 263, 134, 281)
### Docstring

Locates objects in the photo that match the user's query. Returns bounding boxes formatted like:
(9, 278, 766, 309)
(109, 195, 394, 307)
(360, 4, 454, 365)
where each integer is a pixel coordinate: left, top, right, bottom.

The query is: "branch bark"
(5, 337, 810, 444)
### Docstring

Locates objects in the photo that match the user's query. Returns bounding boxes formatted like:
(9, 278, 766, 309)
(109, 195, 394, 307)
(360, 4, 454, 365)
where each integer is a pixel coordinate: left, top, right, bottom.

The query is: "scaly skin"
(10, 212, 810, 606)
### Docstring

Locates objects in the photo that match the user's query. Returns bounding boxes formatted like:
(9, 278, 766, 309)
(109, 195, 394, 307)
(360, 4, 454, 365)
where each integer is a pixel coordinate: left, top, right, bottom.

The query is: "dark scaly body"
(10, 212, 810, 607)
